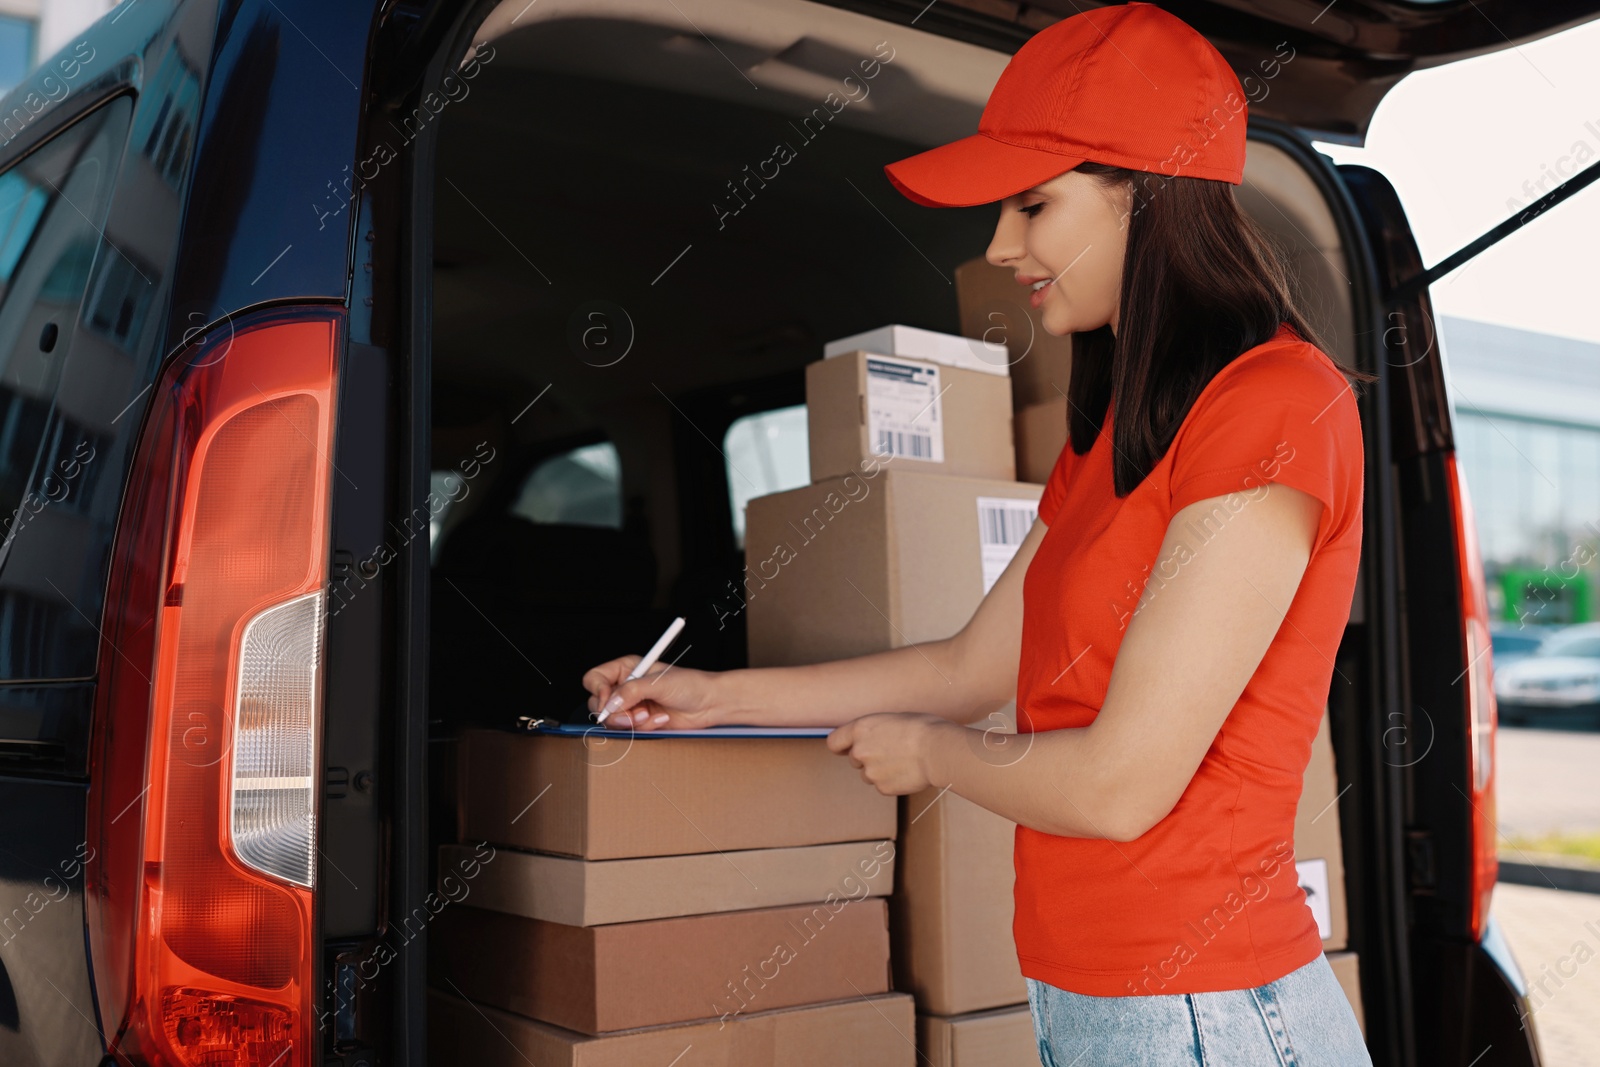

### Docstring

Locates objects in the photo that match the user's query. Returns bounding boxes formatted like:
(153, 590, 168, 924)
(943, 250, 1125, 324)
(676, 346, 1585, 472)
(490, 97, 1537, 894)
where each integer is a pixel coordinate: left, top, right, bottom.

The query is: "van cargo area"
(416, 2, 1371, 1062)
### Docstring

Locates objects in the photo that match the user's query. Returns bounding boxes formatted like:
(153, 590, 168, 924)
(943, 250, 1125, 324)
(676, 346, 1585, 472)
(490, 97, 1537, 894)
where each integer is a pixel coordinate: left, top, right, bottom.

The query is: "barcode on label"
(978, 503, 1037, 546)
(875, 430, 935, 459)
(864, 356, 944, 464)
(976, 496, 1040, 594)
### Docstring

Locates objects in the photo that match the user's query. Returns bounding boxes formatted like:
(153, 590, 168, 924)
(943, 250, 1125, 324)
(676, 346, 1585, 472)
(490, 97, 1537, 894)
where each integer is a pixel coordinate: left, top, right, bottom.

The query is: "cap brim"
(883, 132, 1087, 208)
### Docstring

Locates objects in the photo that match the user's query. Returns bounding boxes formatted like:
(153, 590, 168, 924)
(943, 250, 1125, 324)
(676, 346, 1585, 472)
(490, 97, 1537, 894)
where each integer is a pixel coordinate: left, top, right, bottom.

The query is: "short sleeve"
(1167, 349, 1361, 550)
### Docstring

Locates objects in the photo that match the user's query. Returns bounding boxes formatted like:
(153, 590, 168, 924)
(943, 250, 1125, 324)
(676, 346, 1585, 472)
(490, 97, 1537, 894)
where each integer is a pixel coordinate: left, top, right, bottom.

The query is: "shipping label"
(865, 357, 944, 463)
(976, 496, 1039, 593)
(1296, 858, 1332, 940)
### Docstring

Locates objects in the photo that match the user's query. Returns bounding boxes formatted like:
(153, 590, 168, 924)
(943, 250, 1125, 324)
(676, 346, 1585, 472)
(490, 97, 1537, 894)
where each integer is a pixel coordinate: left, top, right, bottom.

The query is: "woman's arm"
(828, 483, 1322, 841)
(582, 519, 1048, 729)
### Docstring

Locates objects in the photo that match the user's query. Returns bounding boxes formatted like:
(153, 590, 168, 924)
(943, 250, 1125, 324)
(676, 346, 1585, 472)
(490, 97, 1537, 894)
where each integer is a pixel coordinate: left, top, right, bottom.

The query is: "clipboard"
(514, 716, 833, 738)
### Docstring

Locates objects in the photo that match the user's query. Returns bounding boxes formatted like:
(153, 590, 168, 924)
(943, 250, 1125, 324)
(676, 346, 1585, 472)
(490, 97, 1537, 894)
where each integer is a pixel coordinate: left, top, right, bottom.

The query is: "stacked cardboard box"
(953, 257, 1074, 484)
(744, 325, 1047, 1065)
(434, 729, 913, 1062)
(430, 988, 917, 1067)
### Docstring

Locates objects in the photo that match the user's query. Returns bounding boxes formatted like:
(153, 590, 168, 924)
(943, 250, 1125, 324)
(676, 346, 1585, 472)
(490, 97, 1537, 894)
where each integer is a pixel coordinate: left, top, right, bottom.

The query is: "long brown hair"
(1064, 161, 1378, 497)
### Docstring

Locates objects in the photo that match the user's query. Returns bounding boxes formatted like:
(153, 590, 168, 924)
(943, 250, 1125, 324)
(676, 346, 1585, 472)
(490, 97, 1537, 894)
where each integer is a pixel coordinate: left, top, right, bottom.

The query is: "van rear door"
(1339, 148, 1600, 1067)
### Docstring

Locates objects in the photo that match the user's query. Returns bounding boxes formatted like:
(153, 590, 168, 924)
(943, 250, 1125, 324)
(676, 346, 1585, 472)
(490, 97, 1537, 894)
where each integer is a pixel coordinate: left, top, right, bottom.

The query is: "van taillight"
(1444, 450, 1498, 939)
(87, 309, 341, 1065)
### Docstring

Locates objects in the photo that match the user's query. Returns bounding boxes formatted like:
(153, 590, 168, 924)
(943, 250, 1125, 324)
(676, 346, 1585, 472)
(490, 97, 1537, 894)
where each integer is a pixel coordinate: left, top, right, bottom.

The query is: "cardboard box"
(456, 730, 896, 859)
(1014, 396, 1068, 485)
(438, 838, 896, 926)
(430, 899, 893, 1034)
(1326, 950, 1365, 1036)
(429, 988, 918, 1066)
(917, 1005, 1043, 1067)
(824, 324, 1010, 376)
(954, 257, 1073, 411)
(1294, 708, 1349, 950)
(896, 781, 1026, 1016)
(807, 351, 1016, 483)
(745, 471, 1043, 667)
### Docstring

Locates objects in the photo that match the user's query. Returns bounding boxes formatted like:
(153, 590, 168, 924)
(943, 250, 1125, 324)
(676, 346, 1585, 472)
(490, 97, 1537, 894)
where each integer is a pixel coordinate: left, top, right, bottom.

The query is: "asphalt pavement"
(1489, 725, 1598, 1067)
(1495, 726, 1600, 839)
(1492, 882, 1600, 1067)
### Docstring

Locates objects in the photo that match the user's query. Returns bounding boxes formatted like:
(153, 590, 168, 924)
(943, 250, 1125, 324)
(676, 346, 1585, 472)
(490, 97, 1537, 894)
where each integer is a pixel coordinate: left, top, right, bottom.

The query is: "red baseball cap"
(884, 1, 1247, 207)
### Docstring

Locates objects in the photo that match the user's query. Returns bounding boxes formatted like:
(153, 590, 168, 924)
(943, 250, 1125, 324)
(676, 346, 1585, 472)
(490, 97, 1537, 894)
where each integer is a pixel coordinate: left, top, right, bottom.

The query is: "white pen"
(595, 616, 687, 724)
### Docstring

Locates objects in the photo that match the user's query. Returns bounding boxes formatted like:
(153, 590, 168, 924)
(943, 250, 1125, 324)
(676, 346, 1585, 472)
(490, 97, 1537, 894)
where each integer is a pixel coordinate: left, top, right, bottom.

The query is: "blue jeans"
(1025, 953, 1373, 1066)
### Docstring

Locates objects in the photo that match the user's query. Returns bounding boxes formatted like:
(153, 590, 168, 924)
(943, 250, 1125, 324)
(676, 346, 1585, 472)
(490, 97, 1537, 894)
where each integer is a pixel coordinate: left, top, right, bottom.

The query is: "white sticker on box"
(1296, 858, 1332, 940)
(976, 497, 1039, 594)
(866, 357, 944, 463)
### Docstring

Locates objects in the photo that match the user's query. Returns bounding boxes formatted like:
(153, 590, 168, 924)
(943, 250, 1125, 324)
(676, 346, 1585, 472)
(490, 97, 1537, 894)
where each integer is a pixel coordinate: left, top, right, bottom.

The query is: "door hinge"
(1406, 828, 1437, 893)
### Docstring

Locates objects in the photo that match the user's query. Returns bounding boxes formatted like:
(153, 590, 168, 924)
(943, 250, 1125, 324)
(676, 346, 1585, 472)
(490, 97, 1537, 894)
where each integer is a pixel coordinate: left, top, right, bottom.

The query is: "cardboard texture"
(430, 899, 893, 1035)
(437, 838, 896, 926)
(456, 729, 895, 859)
(1295, 708, 1349, 950)
(428, 988, 918, 1067)
(1014, 396, 1069, 485)
(896, 780, 1027, 1016)
(953, 257, 1074, 411)
(745, 471, 1043, 667)
(1326, 951, 1365, 1036)
(824, 324, 1010, 377)
(806, 351, 1016, 483)
(917, 1005, 1043, 1067)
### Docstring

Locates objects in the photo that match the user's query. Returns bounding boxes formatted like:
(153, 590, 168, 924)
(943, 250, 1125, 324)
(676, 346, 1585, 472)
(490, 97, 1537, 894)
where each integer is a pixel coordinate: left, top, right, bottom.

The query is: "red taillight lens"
(87, 309, 341, 1065)
(1444, 450, 1498, 939)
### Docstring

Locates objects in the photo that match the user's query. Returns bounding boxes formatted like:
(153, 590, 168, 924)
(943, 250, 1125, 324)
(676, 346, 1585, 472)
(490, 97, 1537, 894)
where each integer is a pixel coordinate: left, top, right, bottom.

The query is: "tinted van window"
(725, 405, 809, 547)
(0, 95, 133, 679)
(510, 441, 622, 528)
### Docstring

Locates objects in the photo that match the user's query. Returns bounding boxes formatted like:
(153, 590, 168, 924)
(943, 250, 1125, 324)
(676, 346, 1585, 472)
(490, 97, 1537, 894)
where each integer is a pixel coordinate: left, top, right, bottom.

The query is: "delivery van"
(1, 0, 1596, 1064)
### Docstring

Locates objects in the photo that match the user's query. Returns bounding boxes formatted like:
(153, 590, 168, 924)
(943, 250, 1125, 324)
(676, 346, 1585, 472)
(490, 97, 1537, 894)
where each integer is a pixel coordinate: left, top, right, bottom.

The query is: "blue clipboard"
(517, 717, 833, 738)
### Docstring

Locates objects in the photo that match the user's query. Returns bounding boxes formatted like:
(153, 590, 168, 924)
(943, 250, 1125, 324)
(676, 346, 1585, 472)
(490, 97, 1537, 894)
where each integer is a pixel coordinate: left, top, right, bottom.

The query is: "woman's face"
(985, 168, 1132, 338)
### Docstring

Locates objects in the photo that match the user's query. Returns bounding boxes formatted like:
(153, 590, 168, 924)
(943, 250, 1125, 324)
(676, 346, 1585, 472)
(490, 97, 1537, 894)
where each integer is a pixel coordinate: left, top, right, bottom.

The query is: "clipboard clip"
(514, 715, 558, 732)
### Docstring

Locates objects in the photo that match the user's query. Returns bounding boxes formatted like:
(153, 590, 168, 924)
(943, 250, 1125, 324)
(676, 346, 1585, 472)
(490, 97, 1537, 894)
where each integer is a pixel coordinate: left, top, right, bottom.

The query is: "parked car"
(1489, 622, 1550, 670)
(2, 1, 1597, 1065)
(1494, 622, 1600, 726)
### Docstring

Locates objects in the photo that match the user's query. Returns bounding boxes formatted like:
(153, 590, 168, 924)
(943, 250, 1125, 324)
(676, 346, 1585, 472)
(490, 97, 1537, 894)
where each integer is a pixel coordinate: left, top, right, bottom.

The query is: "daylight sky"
(1315, 15, 1600, 345)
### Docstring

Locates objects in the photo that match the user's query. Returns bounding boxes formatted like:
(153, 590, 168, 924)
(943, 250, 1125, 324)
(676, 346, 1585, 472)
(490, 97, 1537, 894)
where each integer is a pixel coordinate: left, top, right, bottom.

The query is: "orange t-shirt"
(1014, 321, 1364, 996)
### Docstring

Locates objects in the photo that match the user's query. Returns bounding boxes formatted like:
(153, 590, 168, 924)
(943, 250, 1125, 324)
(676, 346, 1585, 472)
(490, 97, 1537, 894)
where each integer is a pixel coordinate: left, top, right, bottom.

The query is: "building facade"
(0, 0, 119, 95)
(1442, 315, 1600, 623)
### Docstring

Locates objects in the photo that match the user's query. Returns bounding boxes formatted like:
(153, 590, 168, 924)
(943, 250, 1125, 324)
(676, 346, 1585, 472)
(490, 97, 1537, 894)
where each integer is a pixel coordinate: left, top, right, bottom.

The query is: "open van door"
(912, 0, 1600, 142)
(1340, 148, 1600, 1067)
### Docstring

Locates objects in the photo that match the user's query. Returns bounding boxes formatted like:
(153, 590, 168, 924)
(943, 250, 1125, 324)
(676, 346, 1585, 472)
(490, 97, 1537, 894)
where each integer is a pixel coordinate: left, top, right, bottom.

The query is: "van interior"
(420, 0, 1367, 1023)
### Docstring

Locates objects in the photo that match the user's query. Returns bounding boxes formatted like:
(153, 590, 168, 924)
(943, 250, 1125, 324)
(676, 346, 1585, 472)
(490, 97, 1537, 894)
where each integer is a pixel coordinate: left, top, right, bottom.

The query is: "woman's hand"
(581, 655, 723, 731)
(826, 712, 956, 795)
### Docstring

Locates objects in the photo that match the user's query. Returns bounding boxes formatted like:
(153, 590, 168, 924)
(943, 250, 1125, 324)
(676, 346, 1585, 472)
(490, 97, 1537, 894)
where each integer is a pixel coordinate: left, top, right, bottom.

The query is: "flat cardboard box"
(456, 729, 895, 859)
(954, 257, 1073, 411)
(429, 988, 918, 1066)
(430, 899, 893, 1035)
(438, 838, 895, 926)
(824, 324, 1010, 377)
(1295, 708, 1349, 950)
(1014, 396, 1068, 485)
(1326, 951, 1365, 1036)
(896, 777, 1026, 1016)
(807, 351, 1016, 483)
(917, 1005, 1043, 1067)
(745, 471, 1043, 667)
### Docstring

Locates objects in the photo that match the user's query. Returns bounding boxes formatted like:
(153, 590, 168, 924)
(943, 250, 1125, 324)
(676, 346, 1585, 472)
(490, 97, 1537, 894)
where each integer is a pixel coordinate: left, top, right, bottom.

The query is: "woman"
(583, 4, 1376, 1064)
